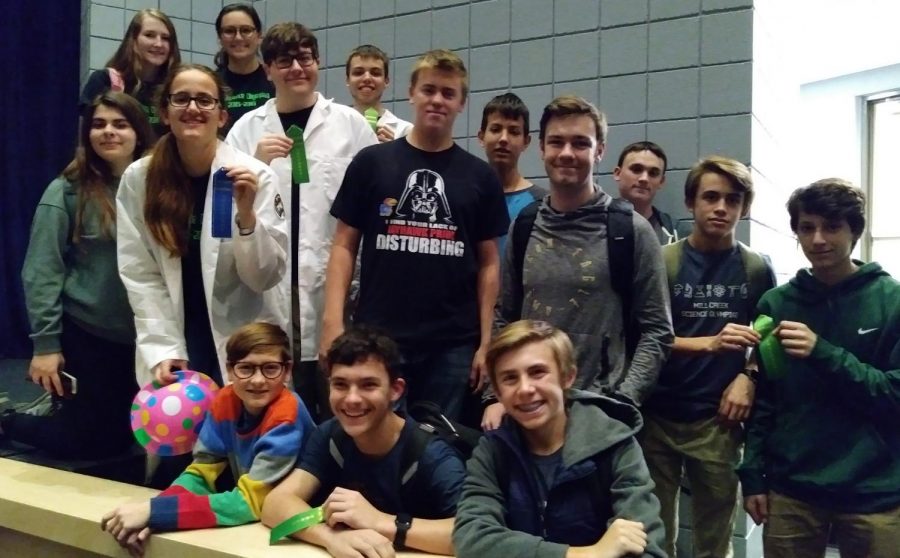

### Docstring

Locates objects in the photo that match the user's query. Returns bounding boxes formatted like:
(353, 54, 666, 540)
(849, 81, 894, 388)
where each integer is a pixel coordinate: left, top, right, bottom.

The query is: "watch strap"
(393, 512, 412, 550)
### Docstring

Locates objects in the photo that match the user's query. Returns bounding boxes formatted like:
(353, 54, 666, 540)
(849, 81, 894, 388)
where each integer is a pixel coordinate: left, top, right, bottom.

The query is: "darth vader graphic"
(394, 169, 453, 224)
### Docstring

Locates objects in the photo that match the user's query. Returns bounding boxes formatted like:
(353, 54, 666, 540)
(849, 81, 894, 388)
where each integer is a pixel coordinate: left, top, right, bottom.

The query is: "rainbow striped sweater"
(148, 386, 314, 530)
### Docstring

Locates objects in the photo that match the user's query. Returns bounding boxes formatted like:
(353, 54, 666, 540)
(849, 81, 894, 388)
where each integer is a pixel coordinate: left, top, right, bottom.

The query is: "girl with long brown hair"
(80, 9, 182, 136)
(2, 93, 154, 458)
(116, 64, 289, 389)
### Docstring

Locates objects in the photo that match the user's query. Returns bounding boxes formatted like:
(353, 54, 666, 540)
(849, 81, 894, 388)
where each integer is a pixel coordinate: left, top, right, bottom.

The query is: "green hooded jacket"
(738, 262, 900, 513)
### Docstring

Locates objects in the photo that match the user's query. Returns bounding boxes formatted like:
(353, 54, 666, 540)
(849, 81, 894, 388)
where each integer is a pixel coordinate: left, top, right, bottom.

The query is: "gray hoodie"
(496, 189, 673, 404)
(454, 390, 667, 557)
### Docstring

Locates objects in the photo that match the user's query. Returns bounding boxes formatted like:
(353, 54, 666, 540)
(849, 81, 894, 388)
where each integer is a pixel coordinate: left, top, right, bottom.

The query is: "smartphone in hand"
(59, 370, 78, 398)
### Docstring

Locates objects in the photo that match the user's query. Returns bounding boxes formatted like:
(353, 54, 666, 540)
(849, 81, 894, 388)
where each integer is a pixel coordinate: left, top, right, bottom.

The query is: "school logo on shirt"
(672, 282, 746, 319)
(375, 169, 464, 257)
(274, 193, 285, 219)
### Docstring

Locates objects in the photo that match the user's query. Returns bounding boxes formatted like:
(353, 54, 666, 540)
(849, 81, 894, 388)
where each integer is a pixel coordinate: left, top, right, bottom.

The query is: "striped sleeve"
(148, 389, 314, 531)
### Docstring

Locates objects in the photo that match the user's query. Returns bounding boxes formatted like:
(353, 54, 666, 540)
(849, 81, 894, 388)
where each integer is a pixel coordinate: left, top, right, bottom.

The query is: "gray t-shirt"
(646, 242, 765, 421)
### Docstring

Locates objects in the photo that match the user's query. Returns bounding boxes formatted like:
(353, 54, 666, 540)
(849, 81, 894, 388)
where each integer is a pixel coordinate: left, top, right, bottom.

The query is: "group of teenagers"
(2, 3, 897, 558)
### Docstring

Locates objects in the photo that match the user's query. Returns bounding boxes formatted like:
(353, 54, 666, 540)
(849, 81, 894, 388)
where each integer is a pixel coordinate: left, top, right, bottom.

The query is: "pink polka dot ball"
(130, 370, 220, 456)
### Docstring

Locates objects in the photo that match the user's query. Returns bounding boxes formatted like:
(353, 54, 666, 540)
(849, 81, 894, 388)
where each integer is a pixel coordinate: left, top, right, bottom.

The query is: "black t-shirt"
(278, 104, 315, 286)
(530, 448, 562, 503)
(218, 64, 274, 135)
(330, 138, 509, 344)
(299, 418, 465, 518)
(79, 69, 167, 137)
(181, 172, 221, 384)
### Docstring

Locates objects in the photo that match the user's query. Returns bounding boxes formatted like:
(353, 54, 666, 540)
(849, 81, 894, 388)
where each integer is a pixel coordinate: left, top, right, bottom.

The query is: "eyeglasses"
(273, 52, 316, 69)
(221, 26, 257, 38)
(230, 361, 286, 379)
(168, 92, 220, 111)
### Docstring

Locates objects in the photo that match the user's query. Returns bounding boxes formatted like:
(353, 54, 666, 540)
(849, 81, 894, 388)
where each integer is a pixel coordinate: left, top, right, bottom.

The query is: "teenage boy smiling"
(263, 326, 465, 557)
(453, 320, 665, 558)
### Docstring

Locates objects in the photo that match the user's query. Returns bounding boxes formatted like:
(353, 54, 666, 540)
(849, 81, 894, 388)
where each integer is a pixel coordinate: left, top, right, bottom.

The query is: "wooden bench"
(0, 458, 442, 557)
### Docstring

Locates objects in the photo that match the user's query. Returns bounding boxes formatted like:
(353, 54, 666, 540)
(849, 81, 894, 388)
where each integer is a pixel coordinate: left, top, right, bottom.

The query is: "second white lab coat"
(116, 141, 289, 386)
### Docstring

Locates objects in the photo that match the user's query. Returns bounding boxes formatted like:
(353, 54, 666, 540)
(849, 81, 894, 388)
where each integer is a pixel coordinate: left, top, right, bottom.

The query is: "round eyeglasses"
(230, 362, 286, 379)
(168, 92, 220, 111)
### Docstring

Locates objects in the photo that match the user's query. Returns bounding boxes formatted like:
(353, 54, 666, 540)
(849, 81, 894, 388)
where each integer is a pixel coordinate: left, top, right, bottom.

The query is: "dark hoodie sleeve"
(618, 215, 674, 404)
(453, 438, 568, 558)
(737, 294, 777, 495)
(607, 438, 668, 557)
(808, 326, 900, 428)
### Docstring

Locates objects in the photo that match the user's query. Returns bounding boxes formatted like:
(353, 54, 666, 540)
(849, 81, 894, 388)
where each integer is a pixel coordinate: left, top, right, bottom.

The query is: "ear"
(523, 133, 532, 149)
(562, 366, 577, 390)
(595, 141, 606, 164)
(613, 166, 622, 181)
(283, 361, 294, 385)
(477, 129, 485, 146)
(217, 108, 228, 130)
(160, 106, 171, 127)
(263, 63, 273, 82)
(389, 377, 406, 402)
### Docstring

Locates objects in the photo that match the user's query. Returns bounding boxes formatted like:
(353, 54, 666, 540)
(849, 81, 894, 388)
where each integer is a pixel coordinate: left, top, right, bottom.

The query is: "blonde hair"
(486, 320, 577, 385)
(410, 49, 468, 100)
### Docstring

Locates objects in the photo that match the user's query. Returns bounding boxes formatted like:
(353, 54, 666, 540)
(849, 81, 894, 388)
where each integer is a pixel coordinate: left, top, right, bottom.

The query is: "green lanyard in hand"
(269, 506, 324, 544)
(286, 125, 309, 184)
(754, 314, 789, 379)
(364, 107, 379, 131)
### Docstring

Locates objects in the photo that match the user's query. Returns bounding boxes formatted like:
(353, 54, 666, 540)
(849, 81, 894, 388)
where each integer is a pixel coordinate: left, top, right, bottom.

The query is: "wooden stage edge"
(0, 458, 443, 558)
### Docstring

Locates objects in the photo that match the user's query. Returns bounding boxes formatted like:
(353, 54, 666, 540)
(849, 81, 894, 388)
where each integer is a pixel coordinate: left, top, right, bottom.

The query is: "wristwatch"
(234, 215, 255, 236)
(394, 513, 412, 550)
(739, 368, 759, 384)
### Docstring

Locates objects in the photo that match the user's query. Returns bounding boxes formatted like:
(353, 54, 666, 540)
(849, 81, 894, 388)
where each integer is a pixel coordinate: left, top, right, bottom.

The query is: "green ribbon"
(286, 125, 309, 184)
(364, 107, 379, 131)
(754, 314, 789, 380)
(269, 506, 324, 544)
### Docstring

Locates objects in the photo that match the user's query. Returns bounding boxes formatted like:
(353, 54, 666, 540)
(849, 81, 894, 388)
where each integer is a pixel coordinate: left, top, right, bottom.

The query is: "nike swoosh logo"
(858, 328, 878, 335)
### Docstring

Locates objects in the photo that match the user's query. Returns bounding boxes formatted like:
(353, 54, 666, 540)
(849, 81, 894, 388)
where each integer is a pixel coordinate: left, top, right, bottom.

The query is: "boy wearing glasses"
(226, 23, 376, 420)
(101, 322, 315, 555)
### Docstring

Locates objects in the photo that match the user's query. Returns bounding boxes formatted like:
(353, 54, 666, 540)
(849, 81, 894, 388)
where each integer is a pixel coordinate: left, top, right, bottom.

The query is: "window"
(866, 92, 900, 276)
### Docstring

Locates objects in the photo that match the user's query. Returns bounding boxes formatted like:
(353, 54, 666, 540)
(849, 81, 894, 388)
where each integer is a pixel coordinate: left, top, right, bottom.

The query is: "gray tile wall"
(84, 0, 756, 225)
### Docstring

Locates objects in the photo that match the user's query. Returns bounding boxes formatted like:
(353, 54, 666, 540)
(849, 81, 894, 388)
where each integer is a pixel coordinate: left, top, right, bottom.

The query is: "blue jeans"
(397, 341, 477, 421)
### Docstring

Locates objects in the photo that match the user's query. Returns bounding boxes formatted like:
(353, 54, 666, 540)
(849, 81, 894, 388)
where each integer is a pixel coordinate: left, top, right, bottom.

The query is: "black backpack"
(511, 198, 638, 357)
(328, 401, 481, 513)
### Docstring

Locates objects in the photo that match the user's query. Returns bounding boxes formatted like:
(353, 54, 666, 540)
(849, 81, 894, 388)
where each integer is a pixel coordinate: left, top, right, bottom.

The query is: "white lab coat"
(225, 95, 377, 361)
(378, 109, 414, 138)
(116, 141, 289, 386)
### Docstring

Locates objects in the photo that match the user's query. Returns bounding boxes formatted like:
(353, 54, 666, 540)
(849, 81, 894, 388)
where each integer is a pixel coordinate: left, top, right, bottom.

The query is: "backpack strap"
(329, 421, 433, 514)
(662, 239, 687, 289)
(737, 241, 770, 311)
(107, 68, 125, 92)
(396, 424, 436, 514)
(607, 198, 636, 357)
(510, 200, 540, 319)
